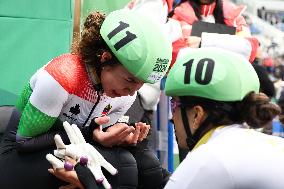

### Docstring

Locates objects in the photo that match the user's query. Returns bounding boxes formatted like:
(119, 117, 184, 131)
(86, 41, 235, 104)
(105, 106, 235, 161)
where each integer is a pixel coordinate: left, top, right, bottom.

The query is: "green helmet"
(100, 9, 172, 84)
(165, 48, 260, 101)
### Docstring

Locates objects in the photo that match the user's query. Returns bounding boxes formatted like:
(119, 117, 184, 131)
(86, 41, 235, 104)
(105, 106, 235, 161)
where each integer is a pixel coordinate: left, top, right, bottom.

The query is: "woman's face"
(100, 64, 144, 98)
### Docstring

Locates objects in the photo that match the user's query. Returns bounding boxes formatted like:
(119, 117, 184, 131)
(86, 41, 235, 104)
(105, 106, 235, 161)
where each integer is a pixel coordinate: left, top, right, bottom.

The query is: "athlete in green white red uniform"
(16, 54, 137, 139)
(0, 9, 172, 189)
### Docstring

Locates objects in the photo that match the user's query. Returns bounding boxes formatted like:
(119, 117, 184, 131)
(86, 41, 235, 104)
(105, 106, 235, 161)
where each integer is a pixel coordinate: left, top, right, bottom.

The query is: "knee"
(101, 147, 138, 188)
(116, 148, 138, 186)
(135, 149, 169, 189)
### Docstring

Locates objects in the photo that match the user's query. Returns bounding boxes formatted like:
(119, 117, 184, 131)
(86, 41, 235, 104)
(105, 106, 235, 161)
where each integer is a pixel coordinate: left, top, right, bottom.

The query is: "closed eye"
(125, 77, 137, 84)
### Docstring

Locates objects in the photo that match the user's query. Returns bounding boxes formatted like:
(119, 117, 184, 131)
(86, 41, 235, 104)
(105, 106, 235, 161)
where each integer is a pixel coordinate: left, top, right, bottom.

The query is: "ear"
(100, 51, 112, 63)
(192, 105, 206, 130)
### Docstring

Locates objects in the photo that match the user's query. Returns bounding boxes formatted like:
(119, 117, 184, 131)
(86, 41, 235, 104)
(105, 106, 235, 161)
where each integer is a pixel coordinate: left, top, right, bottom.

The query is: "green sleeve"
(15, 83, 33, 112)
(17, 101, 57, 137)
(15, 83, 57, 137)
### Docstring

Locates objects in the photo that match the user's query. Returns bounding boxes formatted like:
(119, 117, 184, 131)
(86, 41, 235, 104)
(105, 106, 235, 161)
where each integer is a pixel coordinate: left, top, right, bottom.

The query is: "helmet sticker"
(107, 21, 137, 51)
(153, 58, 169, 73)
(147, 72, 164, 83)
(147, 58, 170, 83)
(183, 58, 215, 85)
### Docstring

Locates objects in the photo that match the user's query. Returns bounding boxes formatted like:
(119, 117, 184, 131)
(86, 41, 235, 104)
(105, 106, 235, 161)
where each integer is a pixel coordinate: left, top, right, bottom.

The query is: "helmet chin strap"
(180, 106, 213, 151)
(180, 106, 196, 150)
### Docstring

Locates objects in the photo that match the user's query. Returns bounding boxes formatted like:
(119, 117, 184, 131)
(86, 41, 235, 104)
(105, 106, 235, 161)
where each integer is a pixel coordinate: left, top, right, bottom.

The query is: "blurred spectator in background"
(263, 56, 274, 73)
(274, 54, 284, 81)
(243, 14, 261, 35)
(274, 54, 284, 138)
(257, 6, 266, 20)
(167, 0, 259, 66)
(252, 63, 275, 99)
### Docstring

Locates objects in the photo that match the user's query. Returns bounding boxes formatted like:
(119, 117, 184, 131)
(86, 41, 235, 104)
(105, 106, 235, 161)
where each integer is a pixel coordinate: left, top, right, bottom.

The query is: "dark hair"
(72, 12, 120, 73)
(181, 92, 281, 129)
(178, 0, 225, 24)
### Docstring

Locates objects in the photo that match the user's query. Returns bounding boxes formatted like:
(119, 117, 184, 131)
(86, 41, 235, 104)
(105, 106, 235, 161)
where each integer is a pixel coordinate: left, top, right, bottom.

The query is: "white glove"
(46, 121, 117, 189)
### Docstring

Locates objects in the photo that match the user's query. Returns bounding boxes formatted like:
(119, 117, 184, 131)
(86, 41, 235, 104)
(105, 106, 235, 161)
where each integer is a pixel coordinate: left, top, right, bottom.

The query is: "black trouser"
(0, 108, 170, 189)
(128, 140, 171, 189)
(0, 108, 67, 188)
(125, 94, 171, 189)
(0, 109, 138, 189)
(0, 144, 67, 189)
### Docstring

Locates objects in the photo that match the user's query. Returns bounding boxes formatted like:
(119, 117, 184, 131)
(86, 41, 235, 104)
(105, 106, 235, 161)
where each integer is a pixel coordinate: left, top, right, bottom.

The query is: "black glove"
(75, 163, 99, 189)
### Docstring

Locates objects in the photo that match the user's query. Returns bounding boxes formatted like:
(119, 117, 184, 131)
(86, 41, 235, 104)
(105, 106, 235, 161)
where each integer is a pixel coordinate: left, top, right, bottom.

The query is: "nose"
(121, 87, 136, 96)
(121, 88, 131, 96)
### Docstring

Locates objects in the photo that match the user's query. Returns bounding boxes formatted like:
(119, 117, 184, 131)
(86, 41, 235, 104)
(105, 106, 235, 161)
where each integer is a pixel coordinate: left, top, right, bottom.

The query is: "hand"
(47, 156, 83, 189)
(135, 122, 150, 142)
(106, 123, 141, 146)
(186, 36, 201, 48)
(93, 117, 137, 147)
(92, 117, 150, 146)
(46, 121, 117, 189)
